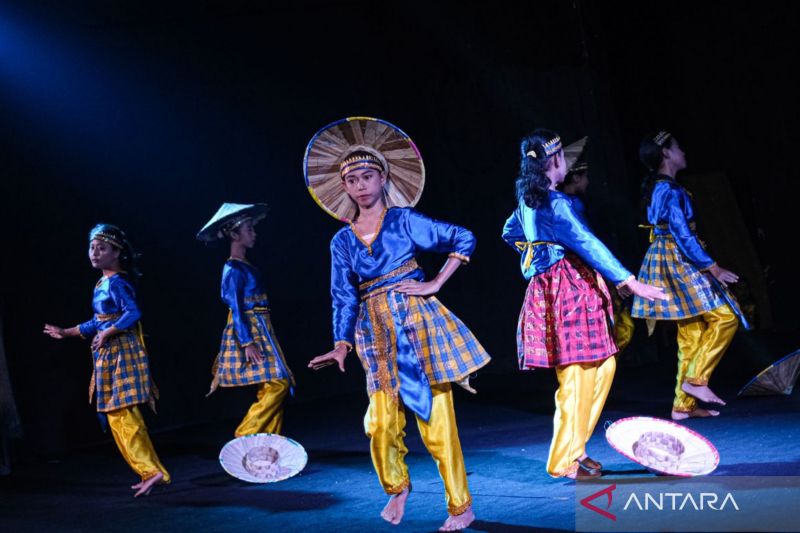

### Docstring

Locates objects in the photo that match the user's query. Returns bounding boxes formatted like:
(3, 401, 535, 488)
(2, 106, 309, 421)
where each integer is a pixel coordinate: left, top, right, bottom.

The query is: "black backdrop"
(1, 1, 797, 456)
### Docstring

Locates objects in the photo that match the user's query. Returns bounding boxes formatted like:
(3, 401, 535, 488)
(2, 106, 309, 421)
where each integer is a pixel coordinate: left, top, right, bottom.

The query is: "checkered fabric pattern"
(355, 291, 490, 397)
(92, 329, 153, 412)
(631, 236, 725, 320)
(212, 311, 294, 389)
(517, 254, 617, 369)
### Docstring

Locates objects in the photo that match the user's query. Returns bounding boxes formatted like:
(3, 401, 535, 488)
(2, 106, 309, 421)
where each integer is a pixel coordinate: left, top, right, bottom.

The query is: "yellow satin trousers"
(364, 383, 471, 516)
(235, 379, 290, 437)
(547, 356, 616, 477)
(673, 305, 738, 412)
(106, 405, 170, 483)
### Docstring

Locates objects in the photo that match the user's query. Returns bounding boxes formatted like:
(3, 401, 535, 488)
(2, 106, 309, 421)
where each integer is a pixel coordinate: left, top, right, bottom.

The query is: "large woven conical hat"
(219, 433, 307, 483)
(738, 349, 800, 397)
(605, 416, 719, 477)
(303, 117, 425, 222)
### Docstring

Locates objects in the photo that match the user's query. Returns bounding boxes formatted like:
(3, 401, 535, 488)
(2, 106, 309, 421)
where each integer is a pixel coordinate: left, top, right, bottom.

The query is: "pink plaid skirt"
(517, 254, 617, 369)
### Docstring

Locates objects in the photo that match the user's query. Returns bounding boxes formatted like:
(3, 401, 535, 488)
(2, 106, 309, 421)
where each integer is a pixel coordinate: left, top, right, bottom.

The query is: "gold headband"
(340, 153, 385, 178)
(526, 135, 562, 159)
(653, 131, 671, 147)
(91, 231, 123, 249)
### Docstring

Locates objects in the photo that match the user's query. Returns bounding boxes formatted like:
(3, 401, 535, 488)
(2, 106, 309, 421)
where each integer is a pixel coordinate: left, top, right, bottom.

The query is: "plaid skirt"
(517, 254, 617, 369)
(355, 290, 491, 397)
(631, 236, 726, 320)
(210, 310, 295, 392)
(90, 326, 154, 413)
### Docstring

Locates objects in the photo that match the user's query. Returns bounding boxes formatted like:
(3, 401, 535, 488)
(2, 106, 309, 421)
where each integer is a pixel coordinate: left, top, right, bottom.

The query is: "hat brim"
(739, 349, 800, 397)
(303, 117, 425, 223)
(605, 416, 719, 477)
(196, 204, 269, 242)
(219, 433, 307, 483)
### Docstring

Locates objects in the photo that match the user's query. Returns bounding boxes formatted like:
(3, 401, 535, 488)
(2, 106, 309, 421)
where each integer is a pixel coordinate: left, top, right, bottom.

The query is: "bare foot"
(440, 506, 475, 531)
(132, 472, 164, 497)
(681, 382, 726, 405)
(380, 486, 410, 525)
(578, 453, 602, 471)
(671, 408, 720, 420)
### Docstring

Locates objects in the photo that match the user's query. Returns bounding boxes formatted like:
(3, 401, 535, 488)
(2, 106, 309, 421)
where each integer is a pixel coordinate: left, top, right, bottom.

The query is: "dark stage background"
(1, 2, 797, 458)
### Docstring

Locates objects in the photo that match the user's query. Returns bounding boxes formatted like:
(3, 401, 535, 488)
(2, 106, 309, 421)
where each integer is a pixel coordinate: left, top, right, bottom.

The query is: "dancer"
(305, 117, 490, 531)
(631, 131, 749, 420)
(502, 129, 665, 480)
(197, 203, 295, 436)
(43, 224, 169, 496)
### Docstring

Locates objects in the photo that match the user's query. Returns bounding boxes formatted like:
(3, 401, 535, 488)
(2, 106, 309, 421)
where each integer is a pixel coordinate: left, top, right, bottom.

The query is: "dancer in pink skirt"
(502, 129, 666, 480)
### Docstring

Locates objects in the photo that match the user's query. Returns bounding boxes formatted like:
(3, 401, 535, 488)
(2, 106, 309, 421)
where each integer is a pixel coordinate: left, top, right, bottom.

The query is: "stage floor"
(2, 361, 799, 532)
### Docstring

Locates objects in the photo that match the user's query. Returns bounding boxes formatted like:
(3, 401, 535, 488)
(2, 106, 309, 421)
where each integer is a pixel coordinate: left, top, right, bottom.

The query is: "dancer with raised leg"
(631, 131, 749, 420)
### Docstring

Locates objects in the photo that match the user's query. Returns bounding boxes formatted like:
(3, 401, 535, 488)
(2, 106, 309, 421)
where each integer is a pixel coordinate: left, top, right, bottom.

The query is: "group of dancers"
(42, 117, 748, 531)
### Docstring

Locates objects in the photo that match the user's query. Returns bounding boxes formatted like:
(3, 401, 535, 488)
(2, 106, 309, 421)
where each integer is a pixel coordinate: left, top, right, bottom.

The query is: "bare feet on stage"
(440, 506, 475, 531)
(681, 382, 726, 406)
(671, 407, 720, 420)
(380, 486, 410, 525)
(131, 472, 164, 497)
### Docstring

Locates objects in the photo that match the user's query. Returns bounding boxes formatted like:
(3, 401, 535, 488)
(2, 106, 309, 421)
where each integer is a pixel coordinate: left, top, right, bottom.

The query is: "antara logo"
(580, 484, 617, 521)
(580, 484, 741, 522)
(623, 492, 739, 511)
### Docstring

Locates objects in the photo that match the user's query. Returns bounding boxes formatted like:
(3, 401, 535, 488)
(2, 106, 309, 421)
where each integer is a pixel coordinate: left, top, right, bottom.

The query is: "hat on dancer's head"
(605, 416, 719, 477)
(219, 433, 308, 483)
(303, 117, 425, 223)
(196, 203, 269, 242)
(563, 136, 588, 172)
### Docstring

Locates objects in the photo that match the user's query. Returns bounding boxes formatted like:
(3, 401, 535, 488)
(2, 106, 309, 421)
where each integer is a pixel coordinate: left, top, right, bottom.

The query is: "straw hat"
(196, 203, 269, 242)
(564, 136, 588, 171)
(219, 433, 307, 483)
(739, 349, 800, 397)
(605, 416, 719, 476)
(303, 117, 425, 222)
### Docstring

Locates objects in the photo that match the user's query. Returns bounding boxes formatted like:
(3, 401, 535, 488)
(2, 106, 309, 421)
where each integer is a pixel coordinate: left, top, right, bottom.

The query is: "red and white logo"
(580, 484, 617, 521)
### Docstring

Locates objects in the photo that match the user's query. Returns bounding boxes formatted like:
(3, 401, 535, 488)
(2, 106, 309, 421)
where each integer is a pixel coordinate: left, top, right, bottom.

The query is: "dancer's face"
(230, 219, 257, 248)
(88, 239, 121, 271)
(342, 168, 387, 209)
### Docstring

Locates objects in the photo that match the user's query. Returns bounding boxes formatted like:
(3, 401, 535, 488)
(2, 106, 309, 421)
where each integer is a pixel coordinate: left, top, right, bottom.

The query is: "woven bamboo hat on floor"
(605, 416, 719, 477)
(219, 433, 307, 483)
(303, 117, 425, 222)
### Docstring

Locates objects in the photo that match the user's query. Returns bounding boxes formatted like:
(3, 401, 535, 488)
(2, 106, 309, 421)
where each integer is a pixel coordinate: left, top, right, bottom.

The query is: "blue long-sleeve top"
(647, 177, 714, 269)
(331, 207, 475, 346)
(502, 191, 632, 284)
(78, 273, 141, 337)
(221, 259, 269, 346)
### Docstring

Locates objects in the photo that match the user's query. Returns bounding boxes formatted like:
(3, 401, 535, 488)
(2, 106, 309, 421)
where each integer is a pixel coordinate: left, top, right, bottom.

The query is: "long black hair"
(639, 131, 675, 203)
(88, 223, 142, 278)
(515, 128, 561, 209)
